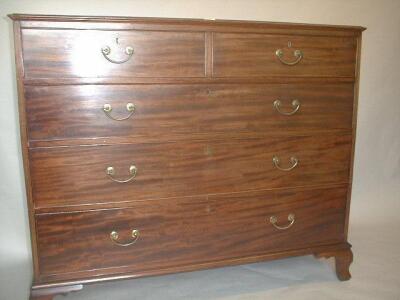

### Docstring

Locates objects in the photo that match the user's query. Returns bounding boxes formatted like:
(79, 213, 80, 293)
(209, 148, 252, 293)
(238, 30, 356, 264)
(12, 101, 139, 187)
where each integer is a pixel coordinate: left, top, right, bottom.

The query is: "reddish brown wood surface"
(25, 84, 353, 142)
(23, 76, 356, 86)
(35, 186, 347, 280)
(32, 241, 351, 287)
(315, 248, 353, 281)
(30, 135, 351, 208)
(344, 34, 363, 240)
(9, 14, 365, 37)
(12, 20, 42, 280)
(213, 33, 357, 77)
(22, 29, 206, 78)
(8, 14, 364, 296)
(334, 249, 354, 281)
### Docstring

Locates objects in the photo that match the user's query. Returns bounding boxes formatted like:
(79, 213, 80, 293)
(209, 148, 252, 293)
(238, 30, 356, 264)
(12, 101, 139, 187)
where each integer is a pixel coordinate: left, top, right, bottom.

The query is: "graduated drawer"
(21, 29, 205, 78)
(30, 135, 351, 208)
(36, 186, 347, 280)
(213, 33, 357, 77)
(25, 84, 353, 141)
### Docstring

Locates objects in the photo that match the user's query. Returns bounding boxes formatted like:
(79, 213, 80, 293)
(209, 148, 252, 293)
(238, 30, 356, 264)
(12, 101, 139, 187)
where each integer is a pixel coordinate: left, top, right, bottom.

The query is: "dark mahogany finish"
(213, 33, 357, 77)
(36, 186, 347, 281)
(25, 84, 354, 141)
(9, 14, 364, 300)
(30, 135, 351, 208)
(22, 29, 206, 78)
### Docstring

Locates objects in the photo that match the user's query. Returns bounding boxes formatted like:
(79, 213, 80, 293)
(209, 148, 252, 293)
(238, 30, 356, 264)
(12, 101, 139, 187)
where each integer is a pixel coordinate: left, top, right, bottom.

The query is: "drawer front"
(22, 29, 205, 78)
(30, 135, 351, 208)
(36, 186, 347, 278)
(213, 33, 356, 77)
(25, 84, 353, 141)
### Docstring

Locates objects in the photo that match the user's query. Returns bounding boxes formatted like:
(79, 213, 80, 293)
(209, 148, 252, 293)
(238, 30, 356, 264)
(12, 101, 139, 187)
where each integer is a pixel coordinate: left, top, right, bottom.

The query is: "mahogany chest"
(9, 14, 364, 300)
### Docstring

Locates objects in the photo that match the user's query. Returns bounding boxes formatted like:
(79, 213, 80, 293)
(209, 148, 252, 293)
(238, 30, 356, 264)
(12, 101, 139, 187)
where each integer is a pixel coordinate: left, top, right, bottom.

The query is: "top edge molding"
(8, 14, 366, 32)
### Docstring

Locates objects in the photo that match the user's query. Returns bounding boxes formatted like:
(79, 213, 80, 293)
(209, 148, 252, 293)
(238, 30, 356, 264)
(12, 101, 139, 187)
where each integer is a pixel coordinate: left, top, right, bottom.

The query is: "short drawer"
(22, 29, 205, 78)
(36, 186, 347, 279)
(25, 84, 353, 141)
(30, 135, 351, 208)
(213, 33, 357, 77)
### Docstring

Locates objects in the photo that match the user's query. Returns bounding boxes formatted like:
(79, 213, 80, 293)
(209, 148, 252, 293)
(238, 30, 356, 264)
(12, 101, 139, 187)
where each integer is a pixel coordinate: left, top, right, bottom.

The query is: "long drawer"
(30, 135, 351, 208)
(21, 29, 205, 78)
(25, 84, 354, 141)
(213, 33, 356, 77)
(35, 186, 347, 279)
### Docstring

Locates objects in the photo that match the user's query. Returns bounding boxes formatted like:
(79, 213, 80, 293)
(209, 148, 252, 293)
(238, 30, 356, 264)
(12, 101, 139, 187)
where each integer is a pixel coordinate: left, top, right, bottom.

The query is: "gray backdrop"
(1, 1, 399, 299)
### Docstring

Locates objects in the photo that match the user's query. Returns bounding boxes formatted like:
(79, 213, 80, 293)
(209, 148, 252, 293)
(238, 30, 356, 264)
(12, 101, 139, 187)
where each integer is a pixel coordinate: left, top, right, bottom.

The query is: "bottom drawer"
(36, 186, 347, 280)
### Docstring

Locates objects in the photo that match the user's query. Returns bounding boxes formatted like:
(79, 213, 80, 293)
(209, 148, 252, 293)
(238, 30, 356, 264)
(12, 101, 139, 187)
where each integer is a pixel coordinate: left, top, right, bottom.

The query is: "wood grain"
(25, 84, 354, 142)
(9, 14, 365, 37)
(11, 20, 42, 280)
(23, 76, 356, 86)
(344, 34, 363, 240)
(22, 29, 205, 78)
(9, 14, 364, 297)
(30, 135, 352, 208)
(35, 186, 347, 280)
(213, 33, 357, 77)
(33, 242, 351, 287)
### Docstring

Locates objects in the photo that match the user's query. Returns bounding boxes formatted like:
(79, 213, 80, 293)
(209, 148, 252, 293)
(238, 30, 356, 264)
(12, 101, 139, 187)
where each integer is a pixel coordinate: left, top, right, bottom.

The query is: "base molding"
(31, 242, 352, 298)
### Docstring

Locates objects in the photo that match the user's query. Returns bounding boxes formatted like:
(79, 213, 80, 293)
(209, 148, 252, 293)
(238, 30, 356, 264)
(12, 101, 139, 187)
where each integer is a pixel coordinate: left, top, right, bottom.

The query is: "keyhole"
(204, 145, 213, 156)
(288, 41, 292, 48)
(116, 37, 120, 44)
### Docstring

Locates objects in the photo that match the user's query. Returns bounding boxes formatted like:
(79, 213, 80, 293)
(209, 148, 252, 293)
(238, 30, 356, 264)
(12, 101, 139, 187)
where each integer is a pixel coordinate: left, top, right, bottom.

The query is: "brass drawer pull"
(106, 165, 137, 183)
(272, 156, 298, 171)
(110, 229, 140, 247)
(273, 99, 300, 115)
(275, 49, 303, 66)
(269, 214, 295, 230)
(103, 103, 135, 121)
(101, 45, 134, 64)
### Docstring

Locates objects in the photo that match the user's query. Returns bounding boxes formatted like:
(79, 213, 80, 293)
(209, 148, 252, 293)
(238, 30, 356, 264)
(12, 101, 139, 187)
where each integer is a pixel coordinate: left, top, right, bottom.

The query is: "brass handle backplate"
(270, 214, 295, 230)
(272, 156, 298, 171)
(101, 45, 134, 64)
(275, 49, 303, 65)
(103, 103, 135, 121)
(106, 165, 137, 183)
(273, 99, 300, 115)
(110, 229, 140, 247)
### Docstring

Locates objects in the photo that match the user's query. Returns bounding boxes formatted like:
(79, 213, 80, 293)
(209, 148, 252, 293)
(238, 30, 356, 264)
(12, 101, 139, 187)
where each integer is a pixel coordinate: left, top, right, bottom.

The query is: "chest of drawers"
(9, 14, 364, 300)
